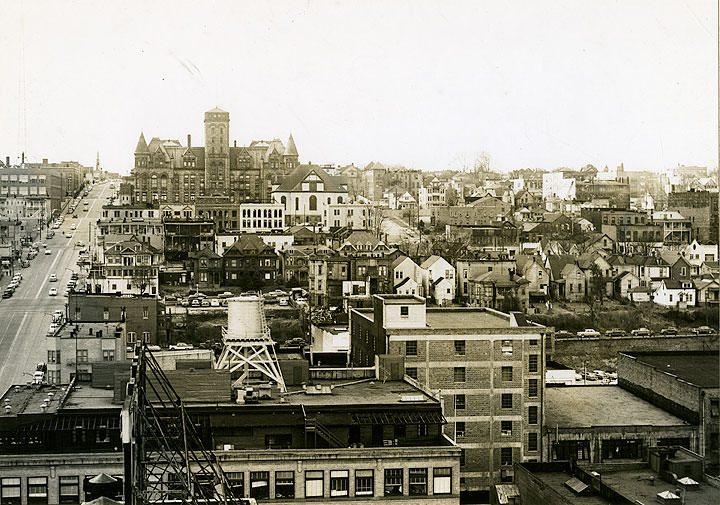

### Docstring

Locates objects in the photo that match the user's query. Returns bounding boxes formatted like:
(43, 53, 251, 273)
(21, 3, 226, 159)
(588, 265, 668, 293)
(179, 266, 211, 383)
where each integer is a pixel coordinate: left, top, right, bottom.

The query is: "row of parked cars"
(558, 325, 718, 338)
(2, 273, 23, 298)
(165, 290, 292, 308)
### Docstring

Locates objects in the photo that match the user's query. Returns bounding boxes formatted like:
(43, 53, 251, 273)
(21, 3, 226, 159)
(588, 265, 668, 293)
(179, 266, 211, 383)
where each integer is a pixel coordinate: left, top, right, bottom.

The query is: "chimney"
(187, 134, 191, 147)
(21, 152, 25, 164)
(42, 158, 48, 164)
(234, 140, 237, 148)
(5, 156, 9, 167)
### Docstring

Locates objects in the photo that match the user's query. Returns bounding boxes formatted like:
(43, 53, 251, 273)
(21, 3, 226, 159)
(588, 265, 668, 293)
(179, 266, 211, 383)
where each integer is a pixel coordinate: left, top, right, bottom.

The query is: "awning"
(351, 411, 446, 425)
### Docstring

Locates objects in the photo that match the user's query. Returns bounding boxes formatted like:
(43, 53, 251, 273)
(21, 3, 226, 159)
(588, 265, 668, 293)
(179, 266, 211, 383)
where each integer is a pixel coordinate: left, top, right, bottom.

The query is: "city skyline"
(0, 0, 717, 174)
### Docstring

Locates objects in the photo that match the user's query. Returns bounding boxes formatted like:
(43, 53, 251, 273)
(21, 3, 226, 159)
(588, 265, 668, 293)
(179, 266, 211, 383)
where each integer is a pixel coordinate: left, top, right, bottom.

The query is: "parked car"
(190, 299, 200, 307)
(70, 272, 79, 280)
(605, 328, 626, 337)
(210, 298, 220, 307)
(660, 327, 678, 335)
(576, 328, 601, 338)
(693, 326, 717, 335)
(631, 327, 652, 336)
(2, 289, 13, 298)
(65, 232, 72, 238)
(75, 240, 84, 247)
(49, 274, 57, 282)
(201, 299, 210, 307)
(278, 297, 289, 306)
(44, 249, 51, 255)
(48, 287, 58, 296)
(169, 342, 194, 350)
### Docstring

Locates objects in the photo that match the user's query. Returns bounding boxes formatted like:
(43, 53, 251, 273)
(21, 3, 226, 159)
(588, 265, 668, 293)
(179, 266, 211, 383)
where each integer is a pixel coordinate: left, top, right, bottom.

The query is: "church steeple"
(285, 133, 298, 157)
(135, 132, 150, 154)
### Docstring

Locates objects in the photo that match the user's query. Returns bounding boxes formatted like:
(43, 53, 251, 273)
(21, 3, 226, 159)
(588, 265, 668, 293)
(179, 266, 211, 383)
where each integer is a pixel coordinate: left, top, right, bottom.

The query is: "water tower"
(216, 296, 286, 392)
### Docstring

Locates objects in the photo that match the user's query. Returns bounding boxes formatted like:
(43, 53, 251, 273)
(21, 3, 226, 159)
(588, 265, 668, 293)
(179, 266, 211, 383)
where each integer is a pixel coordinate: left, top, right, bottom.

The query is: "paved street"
(0, 181, 111, 391)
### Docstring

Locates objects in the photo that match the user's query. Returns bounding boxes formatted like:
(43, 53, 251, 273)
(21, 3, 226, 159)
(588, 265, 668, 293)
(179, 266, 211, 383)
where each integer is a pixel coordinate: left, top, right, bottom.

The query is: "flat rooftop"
(622, 351, 719, 389)
(546, 386, 689, 428)
(591, 466, 717, 505)
(56, 321, 123, 339)
(282, 379, 439, 407)
(523, 469, 614, 505)
(426, 309, 512, 329)
(0, 384, 116, 417)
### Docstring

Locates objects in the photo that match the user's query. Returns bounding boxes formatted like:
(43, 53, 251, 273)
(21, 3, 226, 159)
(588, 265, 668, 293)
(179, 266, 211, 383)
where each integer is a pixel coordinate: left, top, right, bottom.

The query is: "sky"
(0, 0, 717, 175)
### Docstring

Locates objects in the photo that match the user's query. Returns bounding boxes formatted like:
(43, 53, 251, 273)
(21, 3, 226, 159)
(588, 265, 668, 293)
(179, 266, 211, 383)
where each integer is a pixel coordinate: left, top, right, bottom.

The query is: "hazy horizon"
(0, 0, 717, 176)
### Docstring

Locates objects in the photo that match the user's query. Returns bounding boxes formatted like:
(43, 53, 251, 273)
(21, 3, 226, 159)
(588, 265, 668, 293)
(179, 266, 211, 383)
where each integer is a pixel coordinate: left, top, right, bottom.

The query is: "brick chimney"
(187, 134, 191, 147)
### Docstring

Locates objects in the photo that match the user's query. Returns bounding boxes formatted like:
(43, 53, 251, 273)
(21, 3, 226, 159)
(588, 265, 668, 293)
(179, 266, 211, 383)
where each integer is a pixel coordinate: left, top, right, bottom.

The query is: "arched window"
(327, 197, 331, 205)
(281, 196, 286, 209)
(295, 198, 299, 211)
(337, 196, 344, 204)
(309, 195, 317, 211)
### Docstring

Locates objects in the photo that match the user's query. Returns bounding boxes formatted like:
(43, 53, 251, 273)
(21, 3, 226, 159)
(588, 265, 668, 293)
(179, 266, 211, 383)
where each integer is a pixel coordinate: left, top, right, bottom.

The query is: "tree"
(474, 152, 491, 174)
(132, 265, 153, 294)
(370, 205, 387, 239)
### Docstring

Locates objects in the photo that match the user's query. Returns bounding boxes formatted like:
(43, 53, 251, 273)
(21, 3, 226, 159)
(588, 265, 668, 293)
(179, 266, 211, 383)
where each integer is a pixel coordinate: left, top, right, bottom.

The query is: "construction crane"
(122, 343, 255, 505)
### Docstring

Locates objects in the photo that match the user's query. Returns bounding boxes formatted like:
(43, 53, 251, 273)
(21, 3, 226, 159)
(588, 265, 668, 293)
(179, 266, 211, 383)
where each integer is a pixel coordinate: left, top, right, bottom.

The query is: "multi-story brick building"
(132, 108, 298, 205)
(46, 320, 127, 384)
(350, 295, 547, 499)
(163, 218, 215, 261)
(68, 292, 165, 346)
(667, 190, 719, 243)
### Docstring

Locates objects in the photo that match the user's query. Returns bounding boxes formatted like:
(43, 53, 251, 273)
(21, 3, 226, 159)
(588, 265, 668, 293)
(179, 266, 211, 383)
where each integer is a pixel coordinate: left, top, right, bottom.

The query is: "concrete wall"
(550, 334, 719, 372)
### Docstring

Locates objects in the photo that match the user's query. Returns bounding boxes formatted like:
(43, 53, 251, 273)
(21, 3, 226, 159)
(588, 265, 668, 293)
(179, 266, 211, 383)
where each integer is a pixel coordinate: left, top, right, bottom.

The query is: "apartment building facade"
(350, 295, 546, 498)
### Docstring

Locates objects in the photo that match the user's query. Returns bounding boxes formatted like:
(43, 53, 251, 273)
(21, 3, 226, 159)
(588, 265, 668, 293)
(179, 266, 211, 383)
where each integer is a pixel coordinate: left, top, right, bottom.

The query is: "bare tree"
(131, 265, 153, 294)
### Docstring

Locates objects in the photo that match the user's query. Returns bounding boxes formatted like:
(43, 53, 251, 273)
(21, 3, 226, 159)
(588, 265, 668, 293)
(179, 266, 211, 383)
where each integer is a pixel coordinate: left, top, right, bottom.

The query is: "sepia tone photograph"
(0, 1, 717, 504)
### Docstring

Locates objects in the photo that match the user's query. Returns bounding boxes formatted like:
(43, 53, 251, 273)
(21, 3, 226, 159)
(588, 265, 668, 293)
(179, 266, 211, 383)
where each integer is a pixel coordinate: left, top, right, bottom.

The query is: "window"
(275, 471, 294, 499)
(384, 469, 403, 496)
(530, 338, 538, 346)
(455, 394, 466, 410)
(27, 477, 48, 505)
(501, 393, 513, 409)
(711, 400, 719, 417)
(529, 405, 538, 425)
(405, 367, 418, 380)
(529, 354, 539, 373)
(502, 366, 513, 382)
(143, 306, 149, 319)
(500, 447, 513, 466)
(249, 472, 269, 500)
(309, 195, 317, 211)
(76, 349, 88, 363)
(417, 423, 428, 437)
(59, 476, 79, 504)
(330, 470, 349, 497)
(454, 340, 465, 355)
(501, 339, 513, 354)
(529, 432, 538, 452)
(433, 468, 452, 495)
(455, 421, 466, 438)
(501, 420, 512, 436)
(103, 350, 115, 362)
(1, 478, 21, 505)
(529, 379, 538, 397)
(405, 340, 417, 356)
(305, 471, 323, 498)
(453, 367, 465, 382)
(47, 350, 60, 364)
(355, 470, 373, 496)
(409, 468, 427, 495)
(103, 307, 109, 320)
(400, 305, 409, 318)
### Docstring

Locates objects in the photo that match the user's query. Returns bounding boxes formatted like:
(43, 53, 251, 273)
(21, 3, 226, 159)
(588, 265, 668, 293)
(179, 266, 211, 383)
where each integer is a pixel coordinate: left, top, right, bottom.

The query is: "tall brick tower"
(204, 107, 230, 194)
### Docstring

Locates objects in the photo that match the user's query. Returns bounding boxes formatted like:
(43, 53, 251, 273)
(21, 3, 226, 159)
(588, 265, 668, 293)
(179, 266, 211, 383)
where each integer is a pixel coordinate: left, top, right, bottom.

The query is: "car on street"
(65, 232, 72, 238)
(75, 241, 84, 247)
(660, 327, 678, 335)
(70, 272, 79, 280)
(631, 327, 652, 336)
(693, 326, 717, 335)
(70, 224, 76, 230)
(605, 328, 626, 337)
(48, 287, 58, 296)
(49, 274, 57, 282)
(576, 328, 601, 337)
(44, 249, 51, 255)
(169, 342, 194, 350)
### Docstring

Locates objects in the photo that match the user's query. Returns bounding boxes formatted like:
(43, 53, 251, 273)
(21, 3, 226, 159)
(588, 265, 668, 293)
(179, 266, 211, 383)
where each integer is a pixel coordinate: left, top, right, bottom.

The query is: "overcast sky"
(0, 0, 717, 175)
